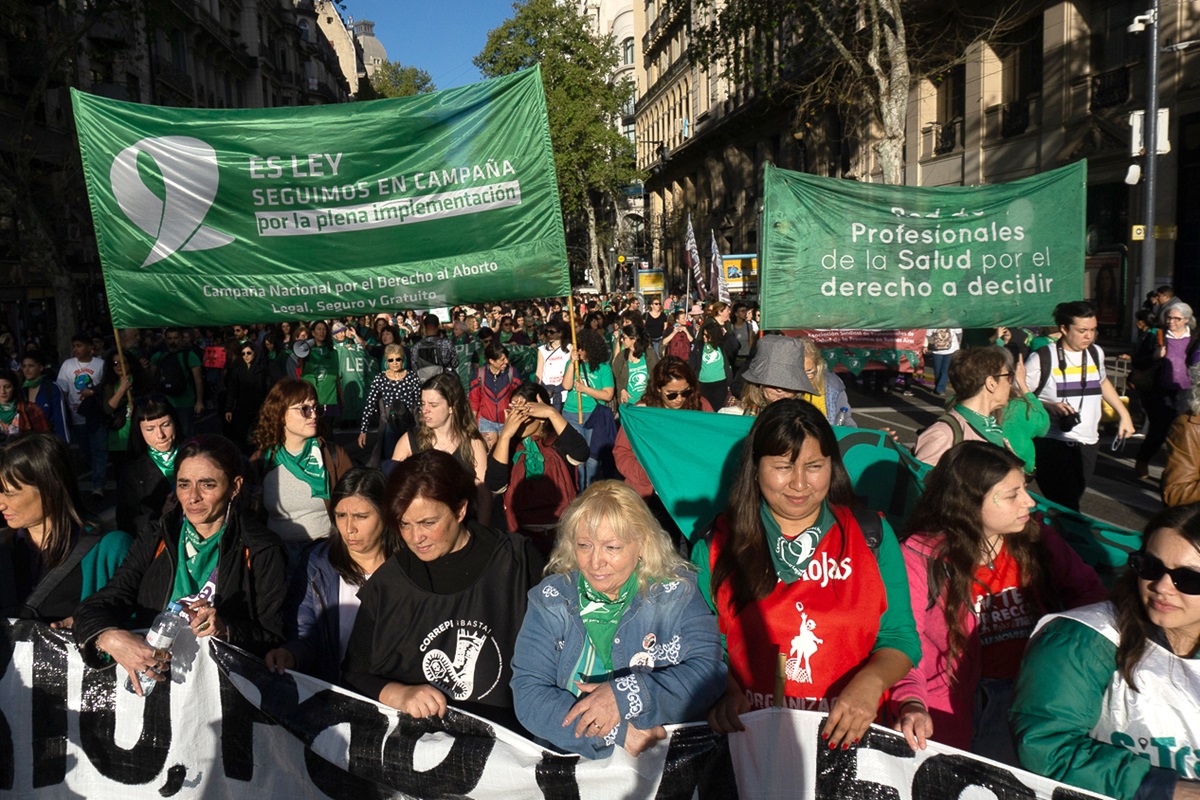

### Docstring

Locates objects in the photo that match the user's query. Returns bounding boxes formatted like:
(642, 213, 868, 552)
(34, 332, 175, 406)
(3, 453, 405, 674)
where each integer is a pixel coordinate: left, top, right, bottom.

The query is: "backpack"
(382, 394, 416, 438)
(157, 351, 189, 396)
(928, 329, 953, 351)
(1031, 343, 1101, 397)
(411, 340, 448, 383)
(665, 329, 692, 361)
(915, 413, 964, 448)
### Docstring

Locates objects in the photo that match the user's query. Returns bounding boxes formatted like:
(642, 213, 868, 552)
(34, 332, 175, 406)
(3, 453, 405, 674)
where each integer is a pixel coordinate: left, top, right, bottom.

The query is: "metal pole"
(1141, 0, 1161, 306)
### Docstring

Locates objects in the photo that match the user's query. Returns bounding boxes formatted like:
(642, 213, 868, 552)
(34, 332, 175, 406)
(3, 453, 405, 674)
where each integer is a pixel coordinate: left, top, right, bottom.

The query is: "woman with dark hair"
(0, 433, 131, 623)
(0, 367, 48, 440)
(20, 352, 68, 440)
(535, 321, 571, 410)
(342, 450, 543, 727)
(99, 352, 138, 457)
(252, 379, 353, 571)
(266, 467, 397, 683)
(692, 399, 921, 747)
(469, 342, 522, 448)
(891, 442, 1104, 760)
(300, 320, 342, 424)
(562, 327, 615, 490)
(1011, 504, 1200, 800)
(389, 373, 489, 520)
(116, 396, 181, 536)
(487, 381, 589, 552)
(614, 357, 712, 501)
(690, 321, 737, 412)
(223, 338, 270, 452)
(74, 435, 286, 694)
(261, 331, 291, 385)
(511, 481, 725, 758)
(612, 324, 659, 407)
(368, 324, 405, 373)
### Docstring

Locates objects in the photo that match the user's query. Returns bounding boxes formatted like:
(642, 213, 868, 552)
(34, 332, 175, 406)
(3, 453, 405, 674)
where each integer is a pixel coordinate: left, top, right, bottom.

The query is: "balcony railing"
(1090, 66, 1130, 111)
(933, 120, 958, 155)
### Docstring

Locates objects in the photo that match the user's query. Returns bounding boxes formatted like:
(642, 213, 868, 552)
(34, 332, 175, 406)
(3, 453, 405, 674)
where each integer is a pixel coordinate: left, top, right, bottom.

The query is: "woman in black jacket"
(116, 396, 180, 537)
(74, 434, 286, 695)
(223, 340, 271, 452)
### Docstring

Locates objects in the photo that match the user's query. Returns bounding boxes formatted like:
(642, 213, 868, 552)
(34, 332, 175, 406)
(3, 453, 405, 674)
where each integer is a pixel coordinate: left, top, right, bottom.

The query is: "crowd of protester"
(1, 289, 1198, 798)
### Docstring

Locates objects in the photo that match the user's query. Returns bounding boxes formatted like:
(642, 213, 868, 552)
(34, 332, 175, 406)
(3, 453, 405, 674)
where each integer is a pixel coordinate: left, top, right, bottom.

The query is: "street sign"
(1132, 225, 1146, 241)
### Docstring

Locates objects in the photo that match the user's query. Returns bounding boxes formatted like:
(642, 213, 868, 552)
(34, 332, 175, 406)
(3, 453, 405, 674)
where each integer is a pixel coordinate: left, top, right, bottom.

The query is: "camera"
(1058, 409, 1082, 432)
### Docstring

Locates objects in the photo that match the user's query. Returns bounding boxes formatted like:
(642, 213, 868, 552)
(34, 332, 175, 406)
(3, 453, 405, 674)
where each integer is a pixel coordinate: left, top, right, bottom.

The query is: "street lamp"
(1130, 2, 1160, 311)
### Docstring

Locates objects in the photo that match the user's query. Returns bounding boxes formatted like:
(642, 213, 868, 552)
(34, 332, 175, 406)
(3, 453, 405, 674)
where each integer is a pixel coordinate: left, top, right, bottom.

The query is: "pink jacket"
(890, 525, 1106, 750)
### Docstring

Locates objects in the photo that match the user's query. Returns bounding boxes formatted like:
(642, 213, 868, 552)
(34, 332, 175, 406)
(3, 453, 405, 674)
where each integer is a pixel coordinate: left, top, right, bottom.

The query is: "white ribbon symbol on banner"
(110, 135, 234, 267)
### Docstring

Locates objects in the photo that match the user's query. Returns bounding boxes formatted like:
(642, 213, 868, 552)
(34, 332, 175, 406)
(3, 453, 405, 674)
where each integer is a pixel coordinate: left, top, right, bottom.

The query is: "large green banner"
(759, 161, 1086, 330)
(72, 67, 568, 328)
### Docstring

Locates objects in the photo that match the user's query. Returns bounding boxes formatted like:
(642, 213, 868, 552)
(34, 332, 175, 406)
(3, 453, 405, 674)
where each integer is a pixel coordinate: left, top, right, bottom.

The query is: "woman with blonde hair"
(390, 373, 490, 521)
(357, 342, 421, 462)
(511, 480, 726, 758)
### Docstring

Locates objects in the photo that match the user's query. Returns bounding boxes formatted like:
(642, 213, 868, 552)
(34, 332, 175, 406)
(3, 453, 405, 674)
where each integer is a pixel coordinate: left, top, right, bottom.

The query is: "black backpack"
(157, 351, 189, 395)
(1031, 344, 1100, 396)
(412, 340, 447, 383)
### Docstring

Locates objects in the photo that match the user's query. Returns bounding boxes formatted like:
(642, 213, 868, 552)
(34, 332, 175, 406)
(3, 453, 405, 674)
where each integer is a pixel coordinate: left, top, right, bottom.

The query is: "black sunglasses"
(1129, 552, 1200, 595)
(663, 389, 694, 400)
(386, 357, 404, 363)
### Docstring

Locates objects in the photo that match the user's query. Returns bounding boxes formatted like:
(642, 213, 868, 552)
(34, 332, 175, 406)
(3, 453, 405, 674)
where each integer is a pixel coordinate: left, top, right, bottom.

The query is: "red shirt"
(972, 544, 1035, 679)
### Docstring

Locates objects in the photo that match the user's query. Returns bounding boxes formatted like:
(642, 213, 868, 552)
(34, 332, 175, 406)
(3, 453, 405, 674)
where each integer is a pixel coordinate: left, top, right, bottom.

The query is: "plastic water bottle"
(835, 407, 850, 426)
(125, 601, 186, 697)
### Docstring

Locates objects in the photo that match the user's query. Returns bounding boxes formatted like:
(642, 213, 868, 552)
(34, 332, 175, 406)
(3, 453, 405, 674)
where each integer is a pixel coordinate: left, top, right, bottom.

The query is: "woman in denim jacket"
(511, 481, 726, 758)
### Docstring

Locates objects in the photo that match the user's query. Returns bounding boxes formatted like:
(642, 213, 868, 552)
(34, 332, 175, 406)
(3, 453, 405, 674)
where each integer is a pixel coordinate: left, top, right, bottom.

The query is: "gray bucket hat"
(741, 335, 818, 394)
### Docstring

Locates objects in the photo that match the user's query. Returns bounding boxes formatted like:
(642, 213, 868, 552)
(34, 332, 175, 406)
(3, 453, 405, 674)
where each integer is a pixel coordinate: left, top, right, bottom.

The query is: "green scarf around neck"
(267, 437, 329, 500)
(147, 446, 178, 480)
(954, 404, 1007, 449)
(171, 516, 226, 604)
(762, 499, 836, 583)
(513, 436, 545, 477)
(0, 403, 14, 425)
(577, 567, 639, 673)
(22, 376, 42, 389)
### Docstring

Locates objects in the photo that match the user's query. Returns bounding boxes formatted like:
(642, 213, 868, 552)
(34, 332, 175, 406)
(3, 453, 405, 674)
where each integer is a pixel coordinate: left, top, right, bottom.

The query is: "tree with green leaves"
(690, 0, 1023, 185)
(367, 60, 436, 99)
(475, 0, 640, 287)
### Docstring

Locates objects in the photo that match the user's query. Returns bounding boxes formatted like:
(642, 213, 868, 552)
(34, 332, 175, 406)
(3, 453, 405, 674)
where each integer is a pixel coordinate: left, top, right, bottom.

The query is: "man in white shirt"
(56, 332, 107, 500)
(1025, 301, 1134, 511)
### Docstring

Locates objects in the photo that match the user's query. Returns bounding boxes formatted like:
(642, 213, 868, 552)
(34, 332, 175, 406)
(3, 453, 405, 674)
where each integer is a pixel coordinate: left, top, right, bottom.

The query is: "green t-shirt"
(698, 343, 726, 383)
(335, 340, 370, 419)
(151, 349, 201, 405)
(625, 356, 650, 404)
(302, 344, 340, 405)
(1000, 392, 1051, 474)
(564, 362, 614, 415)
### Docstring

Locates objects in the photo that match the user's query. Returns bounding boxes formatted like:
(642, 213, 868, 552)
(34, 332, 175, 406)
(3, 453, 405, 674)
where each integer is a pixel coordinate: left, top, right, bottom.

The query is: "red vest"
(709, 506, 887, 711)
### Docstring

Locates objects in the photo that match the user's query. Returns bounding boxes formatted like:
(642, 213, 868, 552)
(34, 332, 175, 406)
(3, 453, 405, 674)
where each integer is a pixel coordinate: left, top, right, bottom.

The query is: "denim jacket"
(510, 569, 726, 758)
(282, 540, 350, 685)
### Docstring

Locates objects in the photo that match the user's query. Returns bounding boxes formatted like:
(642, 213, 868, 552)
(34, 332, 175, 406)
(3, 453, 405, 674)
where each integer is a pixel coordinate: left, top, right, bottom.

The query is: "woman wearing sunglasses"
(223, 340, 270, 453)
(1011, 503, 1200, 800)
(891, 442, 1104, 763)
(252, 378, 352, 578)
(358, 343, 421, 464)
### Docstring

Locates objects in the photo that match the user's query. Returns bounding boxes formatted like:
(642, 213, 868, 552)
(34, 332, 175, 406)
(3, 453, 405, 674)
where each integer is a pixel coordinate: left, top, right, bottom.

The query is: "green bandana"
(147, 446, 178, 480)
(22, 376, 41, 389)
(763, 499, 836, 583)
(954, 404, 1008, 449)
(0, 403, 14, 425)
(513, 436, 545, 477)
(267, 437, 329, 500)
(171, 516, 226, 604)
(577, 567, 639, 674)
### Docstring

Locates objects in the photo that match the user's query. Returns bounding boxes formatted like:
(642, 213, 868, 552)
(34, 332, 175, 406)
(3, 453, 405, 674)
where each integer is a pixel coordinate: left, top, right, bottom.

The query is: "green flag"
(72, 68, 568, 328)
(619, 404, 1138, 582)
(759, 161, 1086, 330)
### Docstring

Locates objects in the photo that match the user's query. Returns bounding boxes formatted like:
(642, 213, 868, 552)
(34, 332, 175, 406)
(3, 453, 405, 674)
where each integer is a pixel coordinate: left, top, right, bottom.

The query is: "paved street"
(841, 373, 1161, 533)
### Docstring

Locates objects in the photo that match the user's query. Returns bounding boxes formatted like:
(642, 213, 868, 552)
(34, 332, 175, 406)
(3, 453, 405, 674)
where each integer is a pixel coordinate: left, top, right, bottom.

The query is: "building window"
(1000, 16, 1043, 104)
(934, 64, 965, 154)
(171, 30, 188, 73)
(1089, 0, 1137, 73)
(298, 19, 311, 43)
(623, 37, 634, 66)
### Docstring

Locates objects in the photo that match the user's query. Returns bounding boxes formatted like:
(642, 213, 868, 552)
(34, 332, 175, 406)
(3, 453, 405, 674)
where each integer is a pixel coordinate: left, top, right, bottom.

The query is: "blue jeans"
(566, 411, 598, 490)
(71, 421, 109, 492)
(931, 352, 952, 394)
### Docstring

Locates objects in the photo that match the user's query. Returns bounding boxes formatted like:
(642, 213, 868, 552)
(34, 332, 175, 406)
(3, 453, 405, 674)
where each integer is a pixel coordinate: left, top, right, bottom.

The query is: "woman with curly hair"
(893, 441, 1103, 762)
(562, 327, 614, 490)
(251, 378, 352, 574)
(1011, 503, 1200, 800)
(390, 373, 489, 522)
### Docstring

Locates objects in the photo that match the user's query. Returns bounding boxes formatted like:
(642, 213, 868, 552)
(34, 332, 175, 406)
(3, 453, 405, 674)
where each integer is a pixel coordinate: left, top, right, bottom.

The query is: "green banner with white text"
(759, 161, 1086, 330)
(72, 67, 569, 328)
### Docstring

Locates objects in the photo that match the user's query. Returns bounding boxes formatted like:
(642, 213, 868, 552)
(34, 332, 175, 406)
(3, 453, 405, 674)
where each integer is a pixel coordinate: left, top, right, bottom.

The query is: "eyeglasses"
(663, 389, 694, 400)
(1129, 552, 1200, 595)
(993, 372, 1014, 381)
(288, 404, 322, 419)
(385, 357, 404, 363)
(241, 350, 254, 356)
(1165, 316, 1187, 322)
